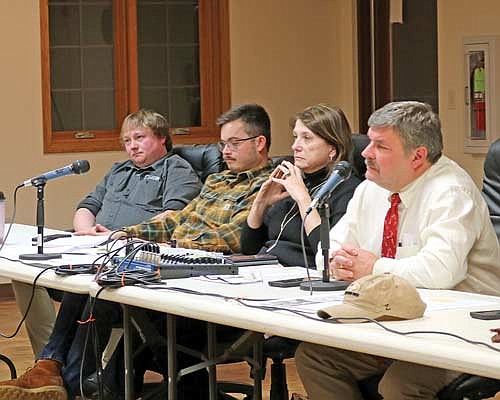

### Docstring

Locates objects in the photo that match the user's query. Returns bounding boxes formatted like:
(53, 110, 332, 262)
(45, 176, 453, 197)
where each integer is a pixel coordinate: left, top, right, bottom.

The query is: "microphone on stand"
(301, 161, 352, 292)
(19, 160, 91, 261)
(20, 160, 90, 188)
(306, 161, 352, 214)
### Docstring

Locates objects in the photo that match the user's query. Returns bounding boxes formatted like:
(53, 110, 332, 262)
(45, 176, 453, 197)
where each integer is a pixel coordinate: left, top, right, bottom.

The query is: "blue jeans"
(37, 293, 120, 399)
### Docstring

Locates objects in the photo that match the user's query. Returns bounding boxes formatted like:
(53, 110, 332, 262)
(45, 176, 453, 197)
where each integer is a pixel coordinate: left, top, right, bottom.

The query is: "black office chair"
(482, 138, 500, 241)
(172, 143, 225, 183)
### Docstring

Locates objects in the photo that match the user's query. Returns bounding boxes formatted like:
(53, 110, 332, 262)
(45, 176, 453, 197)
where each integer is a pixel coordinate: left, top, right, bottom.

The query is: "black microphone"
(306, 161, 352, 214)
(20, 160, 90, 188)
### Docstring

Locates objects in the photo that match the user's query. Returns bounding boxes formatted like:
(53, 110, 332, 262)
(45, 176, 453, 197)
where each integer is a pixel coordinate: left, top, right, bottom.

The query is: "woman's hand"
(247, 164, 293, 229)
(254, 164, 293, 207)
(272, 161, 310, 206)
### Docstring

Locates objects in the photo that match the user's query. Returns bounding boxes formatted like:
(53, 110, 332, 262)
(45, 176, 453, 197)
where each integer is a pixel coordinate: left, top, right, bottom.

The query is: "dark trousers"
(101, 308, 210, 400)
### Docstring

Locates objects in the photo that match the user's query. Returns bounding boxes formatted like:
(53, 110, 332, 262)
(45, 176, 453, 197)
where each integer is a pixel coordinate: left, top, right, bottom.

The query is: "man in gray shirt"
(13, 109, 202, 357)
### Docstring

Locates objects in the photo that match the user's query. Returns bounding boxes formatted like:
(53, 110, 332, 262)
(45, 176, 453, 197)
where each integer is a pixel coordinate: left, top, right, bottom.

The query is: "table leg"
(253, 339, 263, 400)
(122, 304, 134, 400)
(207, 322, 217, 400)
(167, 314, 177, 400)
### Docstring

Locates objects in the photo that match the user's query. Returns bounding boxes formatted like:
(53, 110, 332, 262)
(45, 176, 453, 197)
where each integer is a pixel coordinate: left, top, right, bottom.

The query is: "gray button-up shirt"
(77, 153, 202, 230)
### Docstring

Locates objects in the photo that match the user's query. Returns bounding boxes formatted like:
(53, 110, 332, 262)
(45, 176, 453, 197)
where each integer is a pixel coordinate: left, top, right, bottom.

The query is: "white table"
(0, 224, 103, 294)
(88, 270, 500, 400)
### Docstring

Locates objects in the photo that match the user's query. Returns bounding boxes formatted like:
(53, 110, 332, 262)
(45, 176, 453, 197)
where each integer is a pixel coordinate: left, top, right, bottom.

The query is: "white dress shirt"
(323, 155, 500, 296)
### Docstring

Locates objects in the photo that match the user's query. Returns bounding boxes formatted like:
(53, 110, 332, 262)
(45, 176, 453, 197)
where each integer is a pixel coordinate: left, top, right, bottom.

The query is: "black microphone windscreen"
(333, 161, 352, 179)
(73, 160, 90, 174)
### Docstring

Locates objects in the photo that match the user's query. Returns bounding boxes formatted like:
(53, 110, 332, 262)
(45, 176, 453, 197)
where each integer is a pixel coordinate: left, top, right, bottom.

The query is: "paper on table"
(193, 265, 321, 285)
(243, 289, 500, 316)
(420, 290, 500, 313)
(241, 292, 345, 314)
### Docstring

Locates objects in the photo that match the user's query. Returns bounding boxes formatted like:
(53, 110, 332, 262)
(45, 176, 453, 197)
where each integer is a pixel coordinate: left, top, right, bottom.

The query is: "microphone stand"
(300, 201, 349, 291)
(19, 178, 62, 260)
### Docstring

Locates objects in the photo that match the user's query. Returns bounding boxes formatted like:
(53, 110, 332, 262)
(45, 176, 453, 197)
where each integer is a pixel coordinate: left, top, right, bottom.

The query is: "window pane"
(137, 4, 166, 43)
(48, 0, 115, 132)
(50, 48, 81, 89)
(138, 46, 169, 86)
(49, 5, 80, 46)
(51, 92, 82, 131)
(168, 3, 199, 43)
(84, 90, 115, 130)
(169, 45, 199, 86)
(83, 47, 114, 88)
(137, 0, 200, 128)
(140, 88, 169, 119)
(82, 4, 113, 45)
(169, 87, 201, 127)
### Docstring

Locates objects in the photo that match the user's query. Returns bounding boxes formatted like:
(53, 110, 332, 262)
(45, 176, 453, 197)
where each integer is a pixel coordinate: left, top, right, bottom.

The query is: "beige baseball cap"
(318, 273, 427, 322)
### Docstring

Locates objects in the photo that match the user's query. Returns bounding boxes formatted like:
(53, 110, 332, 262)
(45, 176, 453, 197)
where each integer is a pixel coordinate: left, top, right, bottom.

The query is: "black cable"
(99, 277, 500, 354)
(133, 283, 288, 302)
(55, 263, 98, 275)
(128, 280, 500, 355)
(233, 300, 500, 354)
(0, 185, 21, 254)
(0, 265, 56, 339)
(0, 236, 133, 340)
(78, 286, 107, 399)
(96, 270, 161, 288)
(94, 240, 162, 288)
(300, 214, 314, 294)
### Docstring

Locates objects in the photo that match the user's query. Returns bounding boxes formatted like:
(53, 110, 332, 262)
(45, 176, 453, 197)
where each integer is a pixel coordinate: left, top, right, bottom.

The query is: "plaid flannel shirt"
(124, 162, 273, 253)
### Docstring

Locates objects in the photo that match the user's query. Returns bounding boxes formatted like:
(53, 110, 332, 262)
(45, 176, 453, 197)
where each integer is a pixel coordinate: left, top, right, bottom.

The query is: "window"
(40, 0, 230, 153)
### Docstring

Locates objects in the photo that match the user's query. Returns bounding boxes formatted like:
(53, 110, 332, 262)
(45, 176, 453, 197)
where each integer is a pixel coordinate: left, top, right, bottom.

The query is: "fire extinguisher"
(473, 66, 486, 132)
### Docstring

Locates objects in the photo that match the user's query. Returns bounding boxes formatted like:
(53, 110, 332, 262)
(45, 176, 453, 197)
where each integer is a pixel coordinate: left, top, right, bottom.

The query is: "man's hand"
(491, 328, 500, 343)
(330, 243, 377, 281)
(74, 223, 112, 236)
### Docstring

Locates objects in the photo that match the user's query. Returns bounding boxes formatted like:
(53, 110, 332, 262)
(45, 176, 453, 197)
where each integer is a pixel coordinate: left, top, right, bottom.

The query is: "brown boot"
(0, 359, 67, 400)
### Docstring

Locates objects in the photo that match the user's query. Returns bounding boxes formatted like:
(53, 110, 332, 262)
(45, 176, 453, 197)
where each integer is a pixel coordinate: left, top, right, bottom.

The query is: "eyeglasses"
(217, 135, 260, 151)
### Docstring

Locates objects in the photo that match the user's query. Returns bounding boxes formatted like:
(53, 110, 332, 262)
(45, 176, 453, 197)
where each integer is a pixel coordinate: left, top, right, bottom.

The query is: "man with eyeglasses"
(97, 102, 274, 252)
(0, 103, 273, 400)
(85, 103, 273, 399)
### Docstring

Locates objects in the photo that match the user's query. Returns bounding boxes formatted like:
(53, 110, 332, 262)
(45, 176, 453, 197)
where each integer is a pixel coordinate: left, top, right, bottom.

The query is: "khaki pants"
(295, 342, 461, 400)
(11, 281, 56, 357)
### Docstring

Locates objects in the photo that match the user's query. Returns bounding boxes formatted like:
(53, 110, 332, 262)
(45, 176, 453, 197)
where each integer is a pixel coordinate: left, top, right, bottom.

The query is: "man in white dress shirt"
(296, 101, 500, 400)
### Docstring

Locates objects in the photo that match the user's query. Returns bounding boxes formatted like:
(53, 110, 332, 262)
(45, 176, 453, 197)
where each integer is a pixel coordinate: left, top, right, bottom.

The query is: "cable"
(97, 270, 161, 288)
(55, 263, 98, 275)
(300, 214, 314, 294)
(0, 185, 21, 254)
(78, 286, 107, 399)
(233, 300, 500, 354)
(94, 239, 163, 287)
(125, 280, 500, 355)
(106, 278, 500, 354)
(0, 264, 56, 339)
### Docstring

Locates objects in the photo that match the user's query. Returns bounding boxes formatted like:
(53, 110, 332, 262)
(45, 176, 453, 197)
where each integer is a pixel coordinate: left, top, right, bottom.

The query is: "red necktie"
(381, 193, 401, 259)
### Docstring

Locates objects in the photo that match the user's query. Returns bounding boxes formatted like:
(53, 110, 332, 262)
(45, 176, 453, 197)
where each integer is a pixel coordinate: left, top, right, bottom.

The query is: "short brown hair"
(291, 104, 353, 163)
(122, 109, 172, 151)
(217, 104, 271, 150)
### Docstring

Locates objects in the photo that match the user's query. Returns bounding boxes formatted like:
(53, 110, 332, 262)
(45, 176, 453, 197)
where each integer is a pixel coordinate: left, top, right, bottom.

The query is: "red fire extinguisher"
(473, 66, 486, 132)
